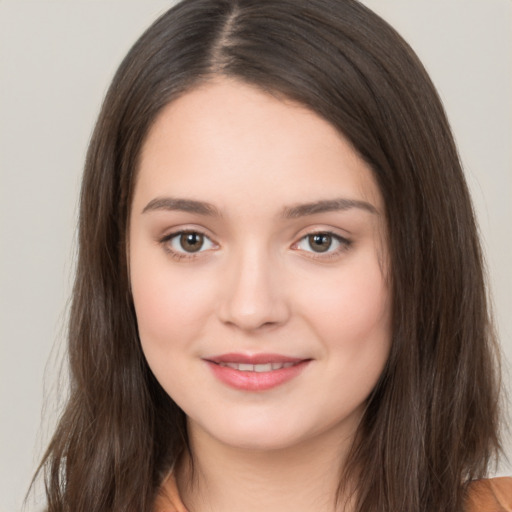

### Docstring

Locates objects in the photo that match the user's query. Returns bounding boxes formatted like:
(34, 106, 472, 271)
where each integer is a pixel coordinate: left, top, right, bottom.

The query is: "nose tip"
(217, 253, 289, 332)
(220, 300, 285, 331)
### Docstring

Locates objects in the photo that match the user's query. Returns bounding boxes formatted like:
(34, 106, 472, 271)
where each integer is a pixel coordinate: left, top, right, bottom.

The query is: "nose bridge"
(219, 240, 288, 331)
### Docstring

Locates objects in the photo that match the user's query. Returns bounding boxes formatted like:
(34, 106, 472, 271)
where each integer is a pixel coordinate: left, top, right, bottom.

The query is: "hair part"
(35, 1, 502, 511)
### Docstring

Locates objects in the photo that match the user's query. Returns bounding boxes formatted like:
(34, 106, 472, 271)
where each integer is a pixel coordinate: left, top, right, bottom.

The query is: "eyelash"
(159, 230, 217, 261)
(292, 232, 352, 260)
(159, 230, 352, 261)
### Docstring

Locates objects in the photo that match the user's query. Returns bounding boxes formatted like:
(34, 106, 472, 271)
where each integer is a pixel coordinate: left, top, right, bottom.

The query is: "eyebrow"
(142, 197, 222, 216)
(281, 198, 378, 218)
(142, 196, 378, 217)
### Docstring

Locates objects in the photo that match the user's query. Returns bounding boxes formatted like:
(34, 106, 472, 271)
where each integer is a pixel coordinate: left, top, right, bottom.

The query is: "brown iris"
(180, 232, 204, 252)
(308, 233, 332, 252)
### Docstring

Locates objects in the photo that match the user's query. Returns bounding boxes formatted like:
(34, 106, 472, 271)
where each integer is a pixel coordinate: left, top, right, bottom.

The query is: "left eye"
(166, 231, 215, 253)
(295, 232, 348, 254)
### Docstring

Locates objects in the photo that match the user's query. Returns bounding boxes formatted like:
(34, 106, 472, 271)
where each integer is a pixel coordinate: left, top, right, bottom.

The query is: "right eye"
(292, 231, 352, 259)
(162, 230, 216, 257)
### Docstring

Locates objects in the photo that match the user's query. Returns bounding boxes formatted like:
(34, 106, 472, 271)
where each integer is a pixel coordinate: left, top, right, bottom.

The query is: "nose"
(217, 245, 290, 332)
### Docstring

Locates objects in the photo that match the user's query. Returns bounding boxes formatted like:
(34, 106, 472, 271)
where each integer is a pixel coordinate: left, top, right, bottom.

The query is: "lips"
(218, 361, 297, 372)
(205, 353, 310, 391)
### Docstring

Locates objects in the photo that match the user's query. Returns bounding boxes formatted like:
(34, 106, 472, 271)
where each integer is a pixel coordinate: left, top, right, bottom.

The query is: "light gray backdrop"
(1, 1, 510, 511)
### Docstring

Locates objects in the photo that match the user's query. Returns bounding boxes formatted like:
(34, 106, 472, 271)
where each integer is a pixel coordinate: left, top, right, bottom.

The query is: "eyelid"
(159, 228, 218, 260)
(291, 229, 352, 259)
(158, 226, 352, 261)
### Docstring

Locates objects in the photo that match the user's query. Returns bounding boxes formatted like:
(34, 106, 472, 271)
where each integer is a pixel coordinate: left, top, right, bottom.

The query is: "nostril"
(217, 257, 290, 330)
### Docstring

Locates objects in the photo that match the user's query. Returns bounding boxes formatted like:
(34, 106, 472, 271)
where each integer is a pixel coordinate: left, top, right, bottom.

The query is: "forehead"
(135, 78, 383, 215)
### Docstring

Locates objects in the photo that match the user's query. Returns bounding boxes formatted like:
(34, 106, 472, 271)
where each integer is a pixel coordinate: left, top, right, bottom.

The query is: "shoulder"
(152, 474, 512, 511)
(153, 472, 189, 512)
(465, 477, 512, 512)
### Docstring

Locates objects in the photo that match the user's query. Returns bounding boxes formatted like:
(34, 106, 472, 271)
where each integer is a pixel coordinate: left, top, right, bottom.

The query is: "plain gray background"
(1, 1, 511, 511)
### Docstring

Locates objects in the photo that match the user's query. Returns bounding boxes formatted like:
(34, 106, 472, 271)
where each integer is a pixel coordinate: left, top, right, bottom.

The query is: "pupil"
(309, 233, 331, 253)
(180, 232, 203, 252)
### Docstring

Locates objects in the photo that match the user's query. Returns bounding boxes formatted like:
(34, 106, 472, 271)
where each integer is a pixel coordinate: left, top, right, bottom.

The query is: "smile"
(217, 362, 297, 372)
(205, 354, 310, 391)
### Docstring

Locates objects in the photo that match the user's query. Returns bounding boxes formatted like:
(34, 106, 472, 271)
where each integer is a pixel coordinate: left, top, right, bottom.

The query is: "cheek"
(130, 248, 215, 354)
(309, 259, 391, 408)
(304, 257, 389, 339)
(295, 251, 391, 385)
(130, 259, 218, 399)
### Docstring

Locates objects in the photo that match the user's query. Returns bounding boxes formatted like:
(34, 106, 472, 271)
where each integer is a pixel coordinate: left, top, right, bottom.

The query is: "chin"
(218, 430, 309, 453)
(189, 413, 313, 452)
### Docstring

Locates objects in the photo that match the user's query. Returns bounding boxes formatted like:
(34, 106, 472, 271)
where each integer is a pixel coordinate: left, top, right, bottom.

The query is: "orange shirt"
(154, 474, 512, 512)
(465, 477, 512, 512)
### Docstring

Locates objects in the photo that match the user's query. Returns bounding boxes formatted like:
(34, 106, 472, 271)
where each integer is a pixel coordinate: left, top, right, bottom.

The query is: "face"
(129, 79, 391, 452)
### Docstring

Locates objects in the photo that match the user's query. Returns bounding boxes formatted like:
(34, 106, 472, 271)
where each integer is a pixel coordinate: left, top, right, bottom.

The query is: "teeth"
(254, 363, 272, 372)
(218, 362, 297, 372)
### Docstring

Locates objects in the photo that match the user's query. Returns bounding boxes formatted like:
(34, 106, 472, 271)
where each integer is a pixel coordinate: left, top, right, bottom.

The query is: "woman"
(35, 0, 510, 511)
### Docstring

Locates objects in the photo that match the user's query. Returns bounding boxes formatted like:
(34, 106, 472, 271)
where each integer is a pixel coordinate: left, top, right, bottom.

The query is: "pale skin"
(129, 78, 392, 512)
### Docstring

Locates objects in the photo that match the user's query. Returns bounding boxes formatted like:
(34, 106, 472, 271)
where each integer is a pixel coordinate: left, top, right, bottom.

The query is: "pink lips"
(205, 353, 311, 391)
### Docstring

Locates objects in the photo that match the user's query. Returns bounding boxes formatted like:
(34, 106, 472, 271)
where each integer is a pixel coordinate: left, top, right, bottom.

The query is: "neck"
(176, 423, 357, 512)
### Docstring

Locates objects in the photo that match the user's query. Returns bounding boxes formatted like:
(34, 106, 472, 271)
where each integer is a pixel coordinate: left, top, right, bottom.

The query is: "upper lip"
(205, 353, 307, 364)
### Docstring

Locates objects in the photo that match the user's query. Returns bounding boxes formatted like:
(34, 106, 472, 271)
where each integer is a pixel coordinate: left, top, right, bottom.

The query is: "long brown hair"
(36, 1, 502, 510)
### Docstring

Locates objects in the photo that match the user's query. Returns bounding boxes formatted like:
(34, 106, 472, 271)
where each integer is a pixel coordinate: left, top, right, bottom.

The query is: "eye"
(293, 232, 351, 256)
(162, 230, 216, 256)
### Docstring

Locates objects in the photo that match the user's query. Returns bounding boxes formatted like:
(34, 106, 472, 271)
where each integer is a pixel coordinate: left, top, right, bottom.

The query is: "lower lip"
(206, 361, 310, 391)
